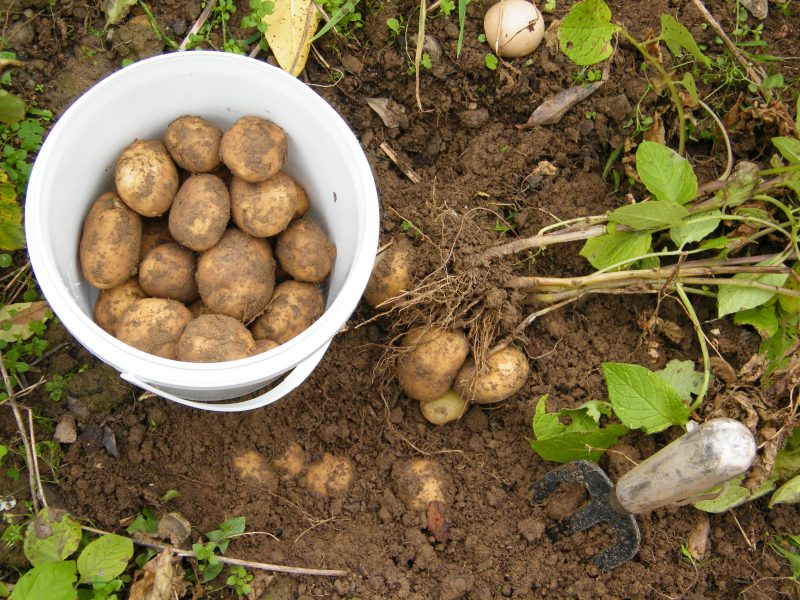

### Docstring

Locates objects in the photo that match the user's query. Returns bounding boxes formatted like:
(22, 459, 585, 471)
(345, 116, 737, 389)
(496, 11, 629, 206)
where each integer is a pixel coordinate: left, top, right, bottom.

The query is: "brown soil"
(2, 0, 800, 599)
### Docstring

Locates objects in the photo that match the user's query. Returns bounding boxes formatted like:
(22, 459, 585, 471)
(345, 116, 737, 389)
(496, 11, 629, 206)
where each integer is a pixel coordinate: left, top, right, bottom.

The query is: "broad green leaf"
(659, 14, 711, 68)
(0, 301, 51, 342)
(656, 359, 703, 403)
(608, 201, 688, 230)
(777, 262, 800, 314)
(558, 0, 619, 66)
(698, 236, 735, 251)
(532, 395, 563, 439)
(77, 534, 133, 584)
(579, 230, 652, 270)
(681, 72, 699, 105)
(581, 400, 613, 422)
(718, 161, 760, 207)
(636, 141, 697, 204)
(769, 474, 800, 508)
(694, 474, 776, 513)
(670, 210, 721, 247)
(773, 136, 800, 164)
(0, 90, 25, 126)
(734, 304, 779, 337)
(602, 362, 689, 433)
(528, 425, 629, 463)
(10, 561, 77, 600)
(207, 516, 246, 554)
(717, 271, 788, 318)
(104, 0, 138, 26)
(774, 445, 800, 481)
(23, 508, 82, 567)
(263, 0, 321, 76)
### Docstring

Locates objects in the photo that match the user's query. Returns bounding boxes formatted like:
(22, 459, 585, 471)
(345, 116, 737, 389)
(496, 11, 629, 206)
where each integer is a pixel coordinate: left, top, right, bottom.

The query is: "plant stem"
(675, 284, 710, 412)
(760, 164, 800, 177)
(470, 223, 608, 264)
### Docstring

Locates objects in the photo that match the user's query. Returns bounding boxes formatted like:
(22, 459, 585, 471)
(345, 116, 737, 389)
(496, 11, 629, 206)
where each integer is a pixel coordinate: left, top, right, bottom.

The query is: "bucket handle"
(119, 341, 330, 412)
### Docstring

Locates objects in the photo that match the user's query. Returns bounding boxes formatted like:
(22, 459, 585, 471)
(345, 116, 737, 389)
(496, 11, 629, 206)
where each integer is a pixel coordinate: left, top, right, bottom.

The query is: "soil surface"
(2, 0, 800, 598)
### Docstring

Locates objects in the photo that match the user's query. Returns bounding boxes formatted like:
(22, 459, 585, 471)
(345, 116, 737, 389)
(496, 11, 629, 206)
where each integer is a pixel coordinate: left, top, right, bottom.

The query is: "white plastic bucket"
(25, 52, 380, 411)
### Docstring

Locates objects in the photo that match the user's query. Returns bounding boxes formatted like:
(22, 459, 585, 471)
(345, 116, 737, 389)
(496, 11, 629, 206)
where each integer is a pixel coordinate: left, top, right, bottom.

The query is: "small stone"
(54, 413, 77, 444)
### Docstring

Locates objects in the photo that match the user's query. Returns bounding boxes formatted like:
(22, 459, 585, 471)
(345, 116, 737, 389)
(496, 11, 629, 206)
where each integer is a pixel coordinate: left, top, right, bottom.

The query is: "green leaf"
(718, 161, 760, 207)
(0, 302, 51, 343)
(602, 362, 689, 433)
(770, 542, 800, 580)
(656, 359, 703, 403)
(680, 72, 699, 105)
(734, 304, 779, 337)
(581, 400, 613, 422)
(608, 201, 688, 230)
(635, 141, 698, 204)
(76, 534, 133, 584)
(670, 210, 722, 247)
(126, 507, 157, 535)
(579, 230, 652, 270)
(717, 271, 788, 318)
(659, 14, 711, 68)
(10, 561, 77, 600)
(23, 508, 82, 567)
(558, 0, 619, 66)
(769, 474, 800, 508)
(0, 91, 25, 126)
(698, 236, 734, 251)
(207, 516, 246, 554)
(773, 137, 800, 164)
(694, 474, 776, 513)
(532, 395, 564, 439)
(529, 426, 629, 463)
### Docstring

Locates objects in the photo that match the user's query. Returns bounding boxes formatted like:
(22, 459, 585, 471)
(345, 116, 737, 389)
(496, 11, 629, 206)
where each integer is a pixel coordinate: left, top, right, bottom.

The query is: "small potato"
(139, 218, 174, 261)
(392, 458, 453, 512)
(196, 228, 276, 322)
(273, 442, 305, 480)
(251, 280, 324, 344)
(396, 327, 469, 402)
(80, 192, 142, 289)
(364, 237, 414, 308)
(176, 314, 257, 362)
(453, 346, 530, 404)
(168, 174, 230, 251)
(305, 453, 354, 498)
(230, 172, 299, 237)
(164, 115, 222, 173)
(275, 219, 336, 283)
(420, 389, 467, 426)
(219, 116, 288, 183)
(139, 243, 198, 303)
(93, 277, 148, 335)
(115, 298, 193, 359)
(114, 139, 179, 217)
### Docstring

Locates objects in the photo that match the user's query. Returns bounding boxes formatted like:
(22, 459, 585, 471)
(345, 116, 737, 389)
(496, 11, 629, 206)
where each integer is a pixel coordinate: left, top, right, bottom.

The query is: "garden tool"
(530, 418, 756, 571)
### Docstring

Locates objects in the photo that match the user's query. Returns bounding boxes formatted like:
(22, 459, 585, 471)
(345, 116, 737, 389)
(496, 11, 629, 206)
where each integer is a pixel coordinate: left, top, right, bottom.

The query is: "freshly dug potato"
(187, 299, 211, 319)
(305, 453, 354, 498)
(232, 450, 276, 488)
(176, 314, 257, 362)
(293, 183, 309, 220)
(392, 458, 453, 512)
(168, 174, 230, 251)
(93, 277, 148, 335)
(196, 227, 276, 322)
(80, 192, 142, 289)
(219, 116, 288, 183)
(273, 442, 305, 480)
(139, 217, 174, 261)
(364, 237, 414, 308)
(230, 172, 298, 237)
(396, 327, 469, 402)
(115, 298, 193, 359)
(164, 115, 222, 173)
(139, 243, 198, 303)
(114, 139, 179, 217)
(275, 219, 336, 283)
(453, 346, 530, 404)
(250, 280, 324, 344)
(420, 389, 467, 426)
(254, 338, 280, 353)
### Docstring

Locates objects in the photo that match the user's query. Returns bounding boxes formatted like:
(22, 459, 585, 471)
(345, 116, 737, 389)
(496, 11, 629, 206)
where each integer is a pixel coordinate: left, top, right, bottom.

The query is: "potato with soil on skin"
(392, 458, 454, 512)
(364, 237, 414, 308)
(115, 298, 193, 359)
(168, 173, 230, 251)
(420, 389, 467, 426)
(273, 442, 306, 480)
(164, 115, 223, 173)
(79, 192, 142, 289)
(219, 115, 288, 183)
(139, 217, 174, 261)
(453, 345, 530, 404)
(293, 183, 309, 220)
(114, 139, 179, 217)
(176, 314, 257, 362)
(396, 327, 470, 403)
(250, 280, 324, 344)
(93, 277, 148, 335)
(254, 338, 280, 353)
(305, 453, 354, 498)
(196, 227, 276, 322)
(138, 242, 198, 304)
(230, 172, 300, 238)
(275, 219, 336, 283)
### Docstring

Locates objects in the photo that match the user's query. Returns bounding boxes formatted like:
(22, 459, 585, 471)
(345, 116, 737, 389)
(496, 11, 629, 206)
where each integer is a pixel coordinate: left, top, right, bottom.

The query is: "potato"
(275, 219, 336, 283)
(219, 116, 288, 183)
(230, 172, 299, 238)
(187, 299, 211, 319)
(93, 277, 148, 335)
(138, 243, 198, 303)
(80, 192, 142, 289)
(164, 115, 222, 173)
(250, 280, 324, 344)
(420, 389, 467, 426)
(176, 314, 257, 362)
(364, 237, 414, 308)
(254, 338, 280, 353)
(232, 450, 276, 488)
(305, 453, 354, 498)
(114, 139, 179, 217)
(139, 217, 174, 261)
(115, 298, 193, 359)
(196, 227, 276, 322)
(294, 183, 309, 220)
(168, 174, 230, 251)
(392, 458, 453, 512)
(273, 442, 306, 480)
(453, 346, 530, 404)
(396, 327, 469, 402)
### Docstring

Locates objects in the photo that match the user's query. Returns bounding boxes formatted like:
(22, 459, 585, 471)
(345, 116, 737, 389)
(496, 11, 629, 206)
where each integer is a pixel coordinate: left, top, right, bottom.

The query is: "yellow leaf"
(262, 0, 321, 76)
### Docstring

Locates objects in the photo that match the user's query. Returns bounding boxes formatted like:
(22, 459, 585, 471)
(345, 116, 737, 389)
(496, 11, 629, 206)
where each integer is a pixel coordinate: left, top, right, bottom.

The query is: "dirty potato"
(392, 458, 454, 512)
(139, 217, 175, 261)
(363, 237, 414, 308)
(275, 219, 336, 283)
(396, 327, 469, 402)
(219, 116, 288, 183)
(453, 346, 530, 404)
(168, 173, 230, 251)
(176, 313, 257, 362)
(115, 298, 193, 360)
(164, 115, 222, 173)
(250, 280, 324, 344)
(93, 277, 148, 335)
(254, 338, 280, 353)
(230, 172, 299, 238)
(138, 242, 198, 303)
(419, 389, 468, 426)
(305, 453, 354, 498)
(293, 183, 309, 220)
(114, 139, 179, 217)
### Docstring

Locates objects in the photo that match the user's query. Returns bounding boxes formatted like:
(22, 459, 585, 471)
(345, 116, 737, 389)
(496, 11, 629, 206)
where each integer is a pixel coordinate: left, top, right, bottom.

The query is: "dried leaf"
(525, 80, 605, 126)
(366, 98, 409, 129)
(103, 426, 119, 458)
(687, 512, 710, 561)
(739, 354, 767, 384)
(262, 0, 321, 76)
(740, 0, 768, 20)
(105, 0, 138, 26)
(156, 513, 192, 548)
(0, 301, 51, 343)
(710, 356, 737, 387)
(129, 549, 175, 600)
(0, 59, 24, 76)
(54, 414, 77, 445)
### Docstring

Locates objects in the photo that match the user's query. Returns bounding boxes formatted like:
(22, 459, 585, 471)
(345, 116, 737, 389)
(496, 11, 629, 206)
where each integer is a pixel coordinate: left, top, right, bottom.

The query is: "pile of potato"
(80, 115, 336, 363)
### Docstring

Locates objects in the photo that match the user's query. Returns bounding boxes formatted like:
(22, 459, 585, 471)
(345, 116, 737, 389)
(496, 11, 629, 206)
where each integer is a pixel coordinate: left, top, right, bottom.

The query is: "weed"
(386, 16, 403, 38)
(769, 534, 800, 579)
(485, 53, 498, 71)
(400, 219, 422, 237)
(226, 565, 254, 596)
(316, 0, 363, 39)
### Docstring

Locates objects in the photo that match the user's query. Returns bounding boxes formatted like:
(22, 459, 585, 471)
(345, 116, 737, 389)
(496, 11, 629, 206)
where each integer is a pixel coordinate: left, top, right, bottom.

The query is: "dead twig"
(179, 0, 216, 50)
(380, 142, 421, 184)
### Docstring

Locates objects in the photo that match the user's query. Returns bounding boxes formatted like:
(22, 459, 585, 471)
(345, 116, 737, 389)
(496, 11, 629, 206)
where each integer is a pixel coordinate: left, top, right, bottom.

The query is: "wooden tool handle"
(614, 418, 756, 514)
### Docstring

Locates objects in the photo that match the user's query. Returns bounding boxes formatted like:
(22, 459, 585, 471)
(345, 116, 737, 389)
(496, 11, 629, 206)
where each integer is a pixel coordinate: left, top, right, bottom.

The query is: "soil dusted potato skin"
(293, 183, 309, 220)
(115, 298, 193, 360)
(230, 172, 298, 238)
(168, 173, 230, 251)
(392, 458, 454, 512)
(176, 313, 257, 362)
(196, 227, 276, 323)
(114, 139, 179, 217)
(305, 453, 354, 498)
(139, 217, 174, 261)
(92, 277, 148, 335)
(420, 389, 468, 425)
(250, 280, 324, 344)
(275, 219, 336, 283)
(454, 346, 530, 404)
(396, 327, 470, 403)
(164, 115, 222, 173)
(219, 116, 288, 183)
(364, 236, 414, 308)
(254, 338, 280, 353)
(79, 192, 142, 289)
(138, 242, 198, 303)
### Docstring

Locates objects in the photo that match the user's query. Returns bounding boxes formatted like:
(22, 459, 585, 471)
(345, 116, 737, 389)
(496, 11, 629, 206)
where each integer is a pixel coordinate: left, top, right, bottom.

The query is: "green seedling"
(769, 534, 800, 580)
(400, 219, 422, 237)
(485, 53, 498, 70)
(226, 565, 254, 596)
(387, 16, 403, 37)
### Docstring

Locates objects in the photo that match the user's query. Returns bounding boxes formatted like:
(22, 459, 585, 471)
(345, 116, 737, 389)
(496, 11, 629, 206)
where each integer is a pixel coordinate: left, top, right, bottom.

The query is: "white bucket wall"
(25, 52, 380, 410)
